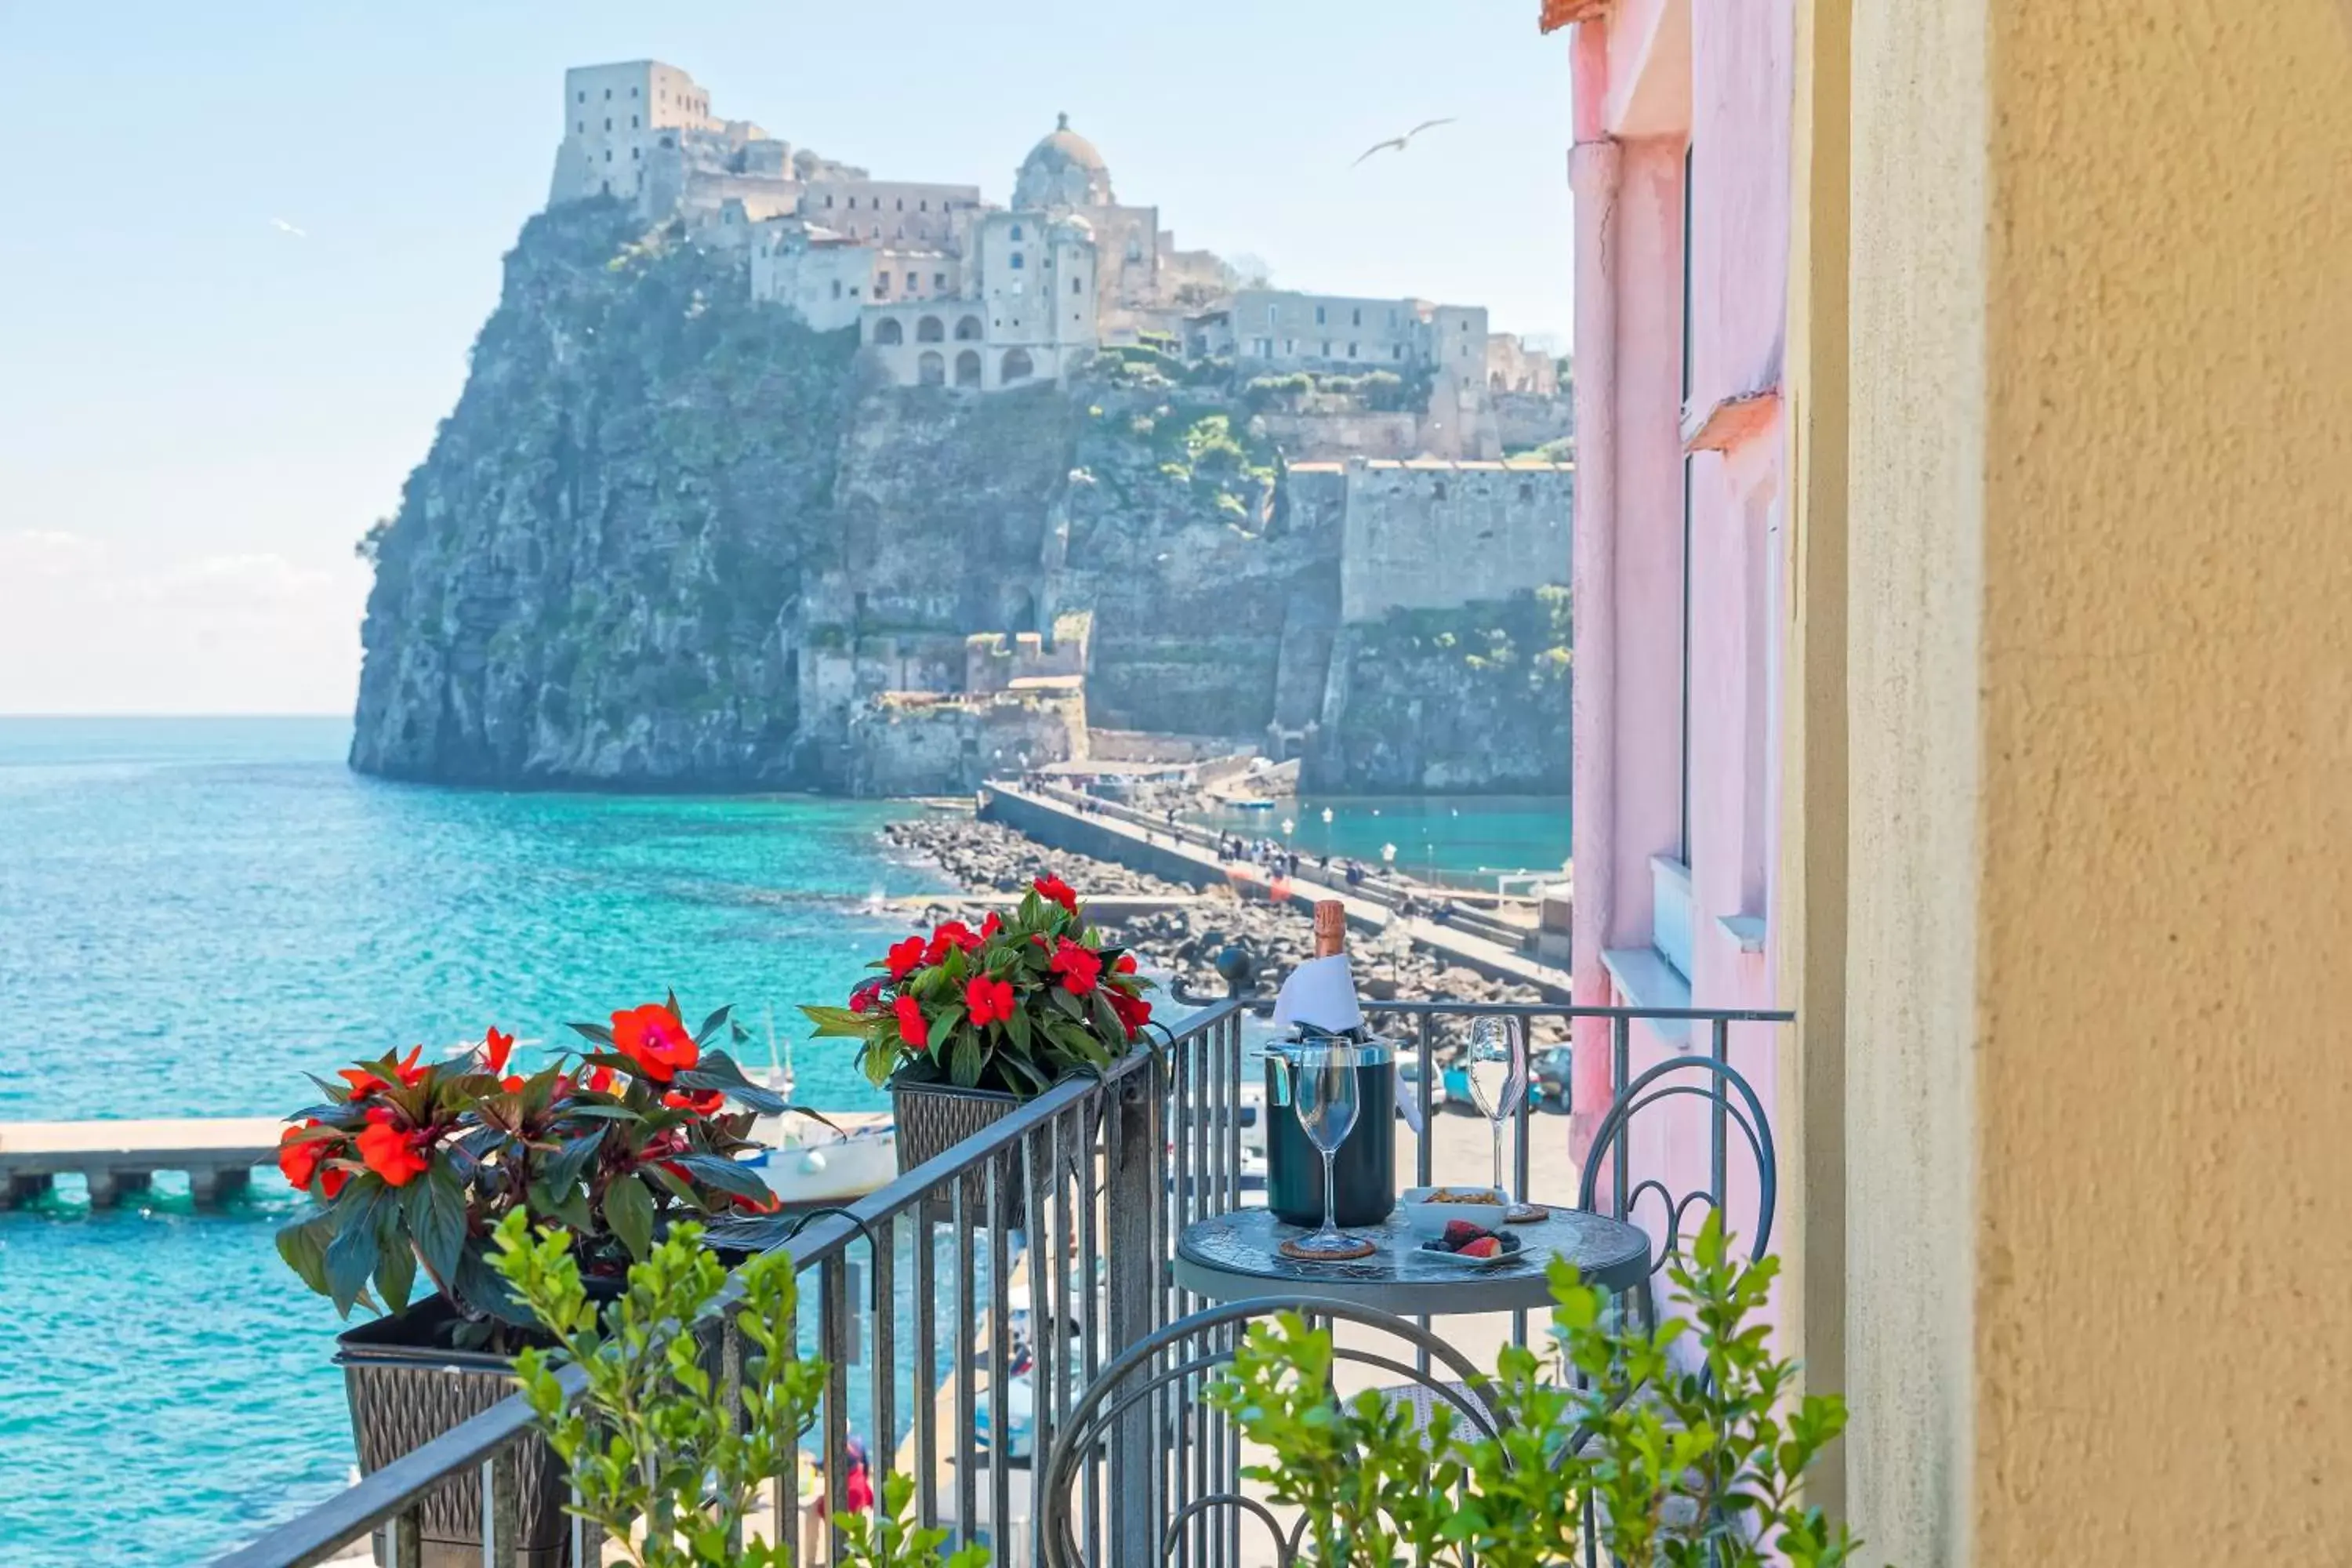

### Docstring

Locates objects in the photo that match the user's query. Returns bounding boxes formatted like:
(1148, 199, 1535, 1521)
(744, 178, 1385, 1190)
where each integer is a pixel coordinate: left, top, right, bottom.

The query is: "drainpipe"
(1568, 21, 1621, 1167)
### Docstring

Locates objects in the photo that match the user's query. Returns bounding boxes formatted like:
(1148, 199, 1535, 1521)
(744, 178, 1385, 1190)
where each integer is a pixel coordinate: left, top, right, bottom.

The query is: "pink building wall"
(1564, 0, 1791, 1266)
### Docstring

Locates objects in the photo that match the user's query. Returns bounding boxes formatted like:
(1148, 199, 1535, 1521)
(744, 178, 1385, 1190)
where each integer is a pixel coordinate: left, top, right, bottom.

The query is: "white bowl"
(1396, 1184, 1510, 1240)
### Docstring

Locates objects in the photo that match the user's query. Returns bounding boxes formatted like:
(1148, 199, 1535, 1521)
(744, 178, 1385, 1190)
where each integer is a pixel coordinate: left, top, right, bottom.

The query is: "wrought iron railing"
(214, 993, 1788, 1568)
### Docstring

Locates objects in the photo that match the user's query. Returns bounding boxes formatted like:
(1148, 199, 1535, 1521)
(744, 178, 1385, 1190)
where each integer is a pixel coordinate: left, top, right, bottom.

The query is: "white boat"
(750, 1110, 898, 1206)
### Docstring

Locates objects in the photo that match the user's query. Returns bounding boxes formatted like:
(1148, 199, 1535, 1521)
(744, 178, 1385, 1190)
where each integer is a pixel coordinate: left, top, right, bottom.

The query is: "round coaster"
(1280, 1235, 1377, 1261)
(1502, 1202, 1548, 1224)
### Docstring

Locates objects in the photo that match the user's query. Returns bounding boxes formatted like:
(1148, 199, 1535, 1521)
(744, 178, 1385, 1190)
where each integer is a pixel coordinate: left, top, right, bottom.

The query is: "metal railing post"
(1105, 1063, 1160, 1566)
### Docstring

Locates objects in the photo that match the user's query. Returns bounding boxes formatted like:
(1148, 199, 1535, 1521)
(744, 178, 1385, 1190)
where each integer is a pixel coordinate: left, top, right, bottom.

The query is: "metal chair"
(1577, 1053, 1778, 1309)
(1036, 1295, 1504, 1568)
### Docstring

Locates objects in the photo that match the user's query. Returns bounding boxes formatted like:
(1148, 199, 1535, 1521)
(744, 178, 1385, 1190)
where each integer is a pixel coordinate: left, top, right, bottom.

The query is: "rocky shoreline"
(878, 812, 1564, 1048)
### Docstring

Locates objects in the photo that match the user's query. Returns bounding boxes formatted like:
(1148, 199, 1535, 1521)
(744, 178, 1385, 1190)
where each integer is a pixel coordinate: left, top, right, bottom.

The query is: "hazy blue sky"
(0, 1, 1574, 715)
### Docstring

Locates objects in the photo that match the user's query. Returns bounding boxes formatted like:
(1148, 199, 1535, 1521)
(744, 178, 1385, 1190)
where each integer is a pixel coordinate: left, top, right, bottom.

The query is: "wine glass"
(1289, 1041, 1364, 1258)
(1465, 1016, 1531, 1216)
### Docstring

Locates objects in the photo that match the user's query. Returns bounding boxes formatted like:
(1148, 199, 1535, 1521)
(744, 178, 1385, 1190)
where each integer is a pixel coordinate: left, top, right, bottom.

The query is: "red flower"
(925, 920, 981, 965)
(1033, 874, 1080, 914)
(338, 1045, 426, 1100)
(482, 1026, 515, 1076)
(1115, 953, 1138, 975)
(980, 911, 1003, 939)
(1110, 988, 1153, 1040)
(585, 1064, 615, 1095)
(356, 1112, 431, 1187)
(733, 1189, 782, 1214)
(501, 1075, 525, 1094)
(850, 978, 886, 1014)
(278, 1121, 347, 1197)
(964, 975, 1017, 1028)
(886, 936, 927, 981)
(1049, 938, 1102, 995)
(611, 1002, 699, 1083)
(663, 1087, 726, 1116)
(893, 993, 930, 1050)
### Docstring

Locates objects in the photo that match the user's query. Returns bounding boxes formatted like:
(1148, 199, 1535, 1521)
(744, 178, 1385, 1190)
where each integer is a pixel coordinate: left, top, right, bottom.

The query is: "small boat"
(750, 1112, 898, 1207)
(1230, 797, 1277, 811)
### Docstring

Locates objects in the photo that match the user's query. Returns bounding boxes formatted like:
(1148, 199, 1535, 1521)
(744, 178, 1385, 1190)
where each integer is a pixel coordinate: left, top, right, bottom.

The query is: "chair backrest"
(1037, 1295, 1504, 1568)
(1576, 1054, 1777, 1270)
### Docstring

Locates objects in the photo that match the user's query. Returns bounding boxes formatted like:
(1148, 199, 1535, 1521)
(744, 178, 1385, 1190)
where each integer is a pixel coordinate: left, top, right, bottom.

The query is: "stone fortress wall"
(1331, 459, 1574, 623)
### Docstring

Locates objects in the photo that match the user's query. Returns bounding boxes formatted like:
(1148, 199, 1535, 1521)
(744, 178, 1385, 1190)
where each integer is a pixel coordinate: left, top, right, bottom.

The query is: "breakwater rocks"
(878, 815, 1557, 1036)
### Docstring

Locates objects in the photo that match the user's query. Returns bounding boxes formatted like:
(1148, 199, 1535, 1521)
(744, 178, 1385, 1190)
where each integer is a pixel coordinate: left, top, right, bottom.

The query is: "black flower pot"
(892, 1077, 1031, 1225)
(335, 1298, 572, 1568)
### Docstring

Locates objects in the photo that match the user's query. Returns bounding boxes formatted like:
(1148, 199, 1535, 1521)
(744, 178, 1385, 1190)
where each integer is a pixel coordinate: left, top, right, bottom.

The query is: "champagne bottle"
(1312, 898, 1347, 961)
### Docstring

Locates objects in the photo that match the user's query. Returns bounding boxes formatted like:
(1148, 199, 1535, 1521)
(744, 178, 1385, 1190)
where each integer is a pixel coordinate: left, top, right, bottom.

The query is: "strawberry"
(1459, 1236, 1502, 1259)
(1442, 1220, 1487, 1247)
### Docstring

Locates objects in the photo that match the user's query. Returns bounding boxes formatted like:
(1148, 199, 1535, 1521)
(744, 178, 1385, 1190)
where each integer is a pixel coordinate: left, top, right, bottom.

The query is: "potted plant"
(799, 874, 1156, 1196)
(274, 998, 790, 1568)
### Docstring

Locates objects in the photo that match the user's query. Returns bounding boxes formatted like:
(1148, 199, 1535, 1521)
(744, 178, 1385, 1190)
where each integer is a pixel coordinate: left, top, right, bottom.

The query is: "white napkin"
(1270, 953, 1365, 1036)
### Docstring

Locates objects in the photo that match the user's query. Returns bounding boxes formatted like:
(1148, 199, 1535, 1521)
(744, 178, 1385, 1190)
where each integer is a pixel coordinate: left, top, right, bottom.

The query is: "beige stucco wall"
(1837, 2, 2352, 1563)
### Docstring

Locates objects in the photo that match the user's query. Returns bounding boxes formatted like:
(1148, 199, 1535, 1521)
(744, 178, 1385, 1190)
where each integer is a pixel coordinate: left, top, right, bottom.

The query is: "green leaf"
(537, 1123, 607, 1196)
(668, 1048, 789, 1114)
(693, 1004, 733, 1046)
(1050, 986, 1088, 1022)
(800, 1004, 871, 1038)
(324, 1200, 383, 1316)
(1004, 1004, 1033, 1054)
(641, 1160, 706, 1210)
(949, 1032, 984, 1088)
(604, 1172, 655, 1261)
(565, 1021, 615, 1046)
(275, 1216, 332, 1294)
(374, 1237, 417, 1314)
(664, 1152, 775, 1206)
(405, 1161, 469, 1288)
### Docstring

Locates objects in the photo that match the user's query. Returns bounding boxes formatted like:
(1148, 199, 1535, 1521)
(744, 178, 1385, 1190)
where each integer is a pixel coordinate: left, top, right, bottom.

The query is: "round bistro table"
(1172, 1203, 1652, 1316)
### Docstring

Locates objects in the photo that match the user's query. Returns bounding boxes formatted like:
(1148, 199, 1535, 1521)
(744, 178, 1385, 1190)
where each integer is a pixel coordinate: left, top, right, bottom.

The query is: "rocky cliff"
(350, 209, 1567, 793)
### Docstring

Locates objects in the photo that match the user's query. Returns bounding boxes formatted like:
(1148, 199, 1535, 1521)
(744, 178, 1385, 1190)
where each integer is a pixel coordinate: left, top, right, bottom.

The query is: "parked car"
(1394, 1055, 1448, 1118)
(1534, 1046, 1573, 1112)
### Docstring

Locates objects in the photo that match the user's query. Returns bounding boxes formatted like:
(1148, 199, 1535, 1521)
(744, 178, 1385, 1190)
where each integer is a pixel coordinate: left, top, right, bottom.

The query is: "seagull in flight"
(270, 217, 308, 238)
(1352, 118, 1457, 166)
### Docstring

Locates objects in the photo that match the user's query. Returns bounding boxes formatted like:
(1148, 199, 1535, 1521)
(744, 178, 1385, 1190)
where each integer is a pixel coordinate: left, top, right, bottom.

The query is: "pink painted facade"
(1563, 0, 1791, 1250)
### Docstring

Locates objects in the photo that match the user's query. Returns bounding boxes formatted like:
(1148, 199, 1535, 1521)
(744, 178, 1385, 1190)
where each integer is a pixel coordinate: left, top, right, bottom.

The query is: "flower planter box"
(336, 1301, 572, 1568)
(892, 1076, 1030, 1225)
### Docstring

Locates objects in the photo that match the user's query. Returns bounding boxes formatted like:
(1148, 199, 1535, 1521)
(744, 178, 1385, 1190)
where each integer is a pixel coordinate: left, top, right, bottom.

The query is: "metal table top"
(1173, 1203, 1652, 1316)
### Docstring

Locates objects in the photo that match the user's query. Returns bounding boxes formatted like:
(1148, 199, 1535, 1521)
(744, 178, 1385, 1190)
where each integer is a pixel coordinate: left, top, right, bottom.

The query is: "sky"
(0, 1, 1575, 716)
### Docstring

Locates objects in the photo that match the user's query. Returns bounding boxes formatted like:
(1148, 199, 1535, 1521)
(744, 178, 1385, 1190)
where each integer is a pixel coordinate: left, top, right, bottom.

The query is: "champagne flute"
(1465, 1016, 1534, 1218)
(1290, 1041, 1363, 1257)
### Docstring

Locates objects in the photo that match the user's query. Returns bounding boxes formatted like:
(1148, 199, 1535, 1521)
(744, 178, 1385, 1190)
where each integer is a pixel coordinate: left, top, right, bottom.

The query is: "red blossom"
(925, 920, 982, 965)
(482, 1027, 515, 1076)
(1033, 875, 1080, 914)
(1049, 938, 1102, 995)
(850, 978, 887, 1015)
(1115, 953, 1138, 975)
(894, 993, 930, 1050)
(980, 911, 1003, 939)
(611, 1002, 699, 1083)
(356, 1112, 431, 1187)
(501, 1075, 525, 1094)
(663, 1087, 726, 1116)
(886, 935, 928, 981)
(278, 1121, 348, 1197)
(964, 975, 1017, 1029)
(585, 1064, 615, 1095)
(1109, 988, 1153, 1040)
(733, 1189, 783, 1214)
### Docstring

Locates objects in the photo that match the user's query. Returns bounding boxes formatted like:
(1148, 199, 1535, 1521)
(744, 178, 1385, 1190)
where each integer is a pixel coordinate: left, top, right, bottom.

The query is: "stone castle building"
(545, 60, 1547, 434)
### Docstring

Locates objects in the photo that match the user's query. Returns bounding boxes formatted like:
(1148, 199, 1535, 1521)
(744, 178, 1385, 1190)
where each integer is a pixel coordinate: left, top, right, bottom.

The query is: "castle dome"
(1014, 113, 1113, 209)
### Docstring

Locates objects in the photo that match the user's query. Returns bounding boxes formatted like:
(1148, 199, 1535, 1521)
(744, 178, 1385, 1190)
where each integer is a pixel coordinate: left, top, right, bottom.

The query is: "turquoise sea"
(1187, 793, 1570, 883)
(0, 717, 946, 1566)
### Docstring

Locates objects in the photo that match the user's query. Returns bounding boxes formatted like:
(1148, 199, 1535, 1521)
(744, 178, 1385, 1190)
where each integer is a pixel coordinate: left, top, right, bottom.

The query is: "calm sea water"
(1187, 793, 1570, 880)
(0, 717, 945, 1566)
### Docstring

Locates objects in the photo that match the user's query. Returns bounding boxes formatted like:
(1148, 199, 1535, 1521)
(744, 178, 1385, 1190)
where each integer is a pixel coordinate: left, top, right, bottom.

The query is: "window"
(1433, 481, 1449, 501)
(1519, 481, 1535, 503)
(1009, 252, 1024, 269)
(1348, 342, 1359, 358)
(1351, 308, 1362, 326)
(934, 273, 947, 290)
(1461, 345, 1471, 358)
(874, 316, 902, 342)
(577, 91, 586, 103)
(1072, 276, 1083, 295)
(895, 198, 904, 211)
(604, 118, 612, 131)
(1283, 338, 1295, 355)
(917, 350, 945, 386)
(575, 121, 583, 133)
(955, 316, 982, 341)
(632, 86, 640, 97)
(1388, 308, 1399, 327)
(920, 199, 929, 212)
(916, 316, 945, 343)
(1320, 340, 1331, 357)
(876, 274, 891, 296)
(604, 150, 612, 162)
(1392, 345, 1405, 361)
(1009, 223, 1025, 241)
(631, 115, 639, 129)
(1315, 305, 1327, 325)
(825, 195, 834, 207)
(632, 147, 640, 161)
(955, 349, 982, 387)
(1254, 337, 1273, 357)
(1002, 347, 1035, 382)
(604, 89, 612, 100)
(831, 281, 843, 299)
(1679, 142, 1697, 856)
(906, 271, 917, 290)
(1265, 304, 1277, 325)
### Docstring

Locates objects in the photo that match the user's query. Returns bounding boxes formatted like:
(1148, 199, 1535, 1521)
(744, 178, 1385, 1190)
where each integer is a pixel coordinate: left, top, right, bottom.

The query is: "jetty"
(978, 780, 1574, 999)
(0, 1117, 285, 1208)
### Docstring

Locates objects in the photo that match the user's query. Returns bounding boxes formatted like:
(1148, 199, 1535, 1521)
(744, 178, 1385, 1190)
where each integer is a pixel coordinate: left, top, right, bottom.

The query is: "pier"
(978, 780, 1575, 999)
(0, 1117, 284, 1208)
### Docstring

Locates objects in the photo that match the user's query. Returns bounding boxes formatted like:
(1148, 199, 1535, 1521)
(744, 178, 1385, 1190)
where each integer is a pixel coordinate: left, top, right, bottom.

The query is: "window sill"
(1717, 913, 1767, 954)
(1600, 946, 1693, 1049)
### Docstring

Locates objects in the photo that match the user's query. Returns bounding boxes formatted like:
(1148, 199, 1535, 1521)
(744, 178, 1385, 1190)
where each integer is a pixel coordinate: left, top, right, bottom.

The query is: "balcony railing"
(215, 994, 1790, 1568)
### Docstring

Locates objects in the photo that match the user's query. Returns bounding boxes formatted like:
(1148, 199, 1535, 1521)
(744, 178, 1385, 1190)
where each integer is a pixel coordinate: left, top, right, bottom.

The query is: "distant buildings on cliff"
(546, 60, 1562, 455)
